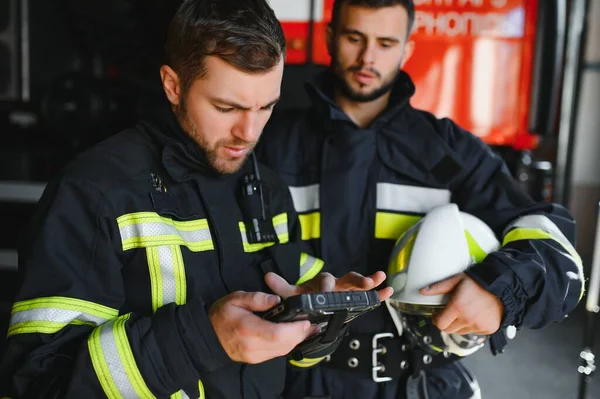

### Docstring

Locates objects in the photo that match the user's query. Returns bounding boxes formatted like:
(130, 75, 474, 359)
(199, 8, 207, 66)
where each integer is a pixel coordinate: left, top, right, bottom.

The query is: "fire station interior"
(0, 0, 599, 397)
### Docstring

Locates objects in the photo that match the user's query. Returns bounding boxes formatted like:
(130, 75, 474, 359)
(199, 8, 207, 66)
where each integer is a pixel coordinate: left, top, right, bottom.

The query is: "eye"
(347, 35, 360, 43)
(215, 106, 234, 113)
(380, 41, 395, 49)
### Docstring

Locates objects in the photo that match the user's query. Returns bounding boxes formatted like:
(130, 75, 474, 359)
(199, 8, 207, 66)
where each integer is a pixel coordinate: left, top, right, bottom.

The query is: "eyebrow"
(210, 96, 280, 110)
(341, 28, 401, 43)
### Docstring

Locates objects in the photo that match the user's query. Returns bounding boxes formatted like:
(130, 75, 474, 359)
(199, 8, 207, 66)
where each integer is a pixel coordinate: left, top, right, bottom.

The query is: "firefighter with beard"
(257, 0, 584, 398)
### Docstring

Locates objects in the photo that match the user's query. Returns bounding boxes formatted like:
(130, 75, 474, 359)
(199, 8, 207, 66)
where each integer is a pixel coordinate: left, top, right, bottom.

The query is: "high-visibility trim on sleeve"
(289, 356, 327, 368)
(296, 253, 324, 285)
(117, 212, 214, 252)
(8, 297, 118, 337)
(239, 212, 289, 253)
(146, 245, 187, 313)
(503, 214, 584, 300)
(89, 314, 156, 399)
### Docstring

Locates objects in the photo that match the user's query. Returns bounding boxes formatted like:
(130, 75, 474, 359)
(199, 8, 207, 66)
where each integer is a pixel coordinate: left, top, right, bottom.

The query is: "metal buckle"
(372, 332, 395, 382)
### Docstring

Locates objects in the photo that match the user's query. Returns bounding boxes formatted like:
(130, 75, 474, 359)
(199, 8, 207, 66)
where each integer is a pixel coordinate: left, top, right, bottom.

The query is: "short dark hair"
(330, 0, 415, 37)
(165, 0, 286, 92)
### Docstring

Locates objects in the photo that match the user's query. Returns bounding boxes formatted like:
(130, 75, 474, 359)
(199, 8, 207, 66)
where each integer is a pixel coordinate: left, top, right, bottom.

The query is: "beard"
(174, 102, 254, 174)
(331, 50, 402, 103)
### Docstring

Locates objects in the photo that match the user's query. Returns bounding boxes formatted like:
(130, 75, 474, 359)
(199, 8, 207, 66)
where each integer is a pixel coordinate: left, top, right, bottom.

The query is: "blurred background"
(0, 0, 599, 397)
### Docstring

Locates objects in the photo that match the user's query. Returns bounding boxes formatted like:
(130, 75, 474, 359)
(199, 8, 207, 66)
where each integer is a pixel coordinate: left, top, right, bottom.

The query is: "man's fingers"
(229, 291, 281, 312)
(368, 271, 387, 288)
(443, 319, 467, 334)
(318, 273, 336, 292)
(265, 272, 302, 299)
(420, 274, 463, 296)
(432, 305, 460, 331)
(377, 287, 394, 302)
(335, 272, 370, 290)
(454, 327, 482, 336)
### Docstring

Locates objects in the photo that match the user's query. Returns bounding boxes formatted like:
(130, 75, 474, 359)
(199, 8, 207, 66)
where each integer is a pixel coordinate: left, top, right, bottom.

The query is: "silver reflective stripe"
(10, 307, 108, 326)
(300, 254, 318, 278)
(504, 214, 578, 260)
(274, 221, 288, 236)
(289, 185, 320, 213)
(120, 223, 211, 243)
(376, 183, 451, 213)
(157, 246, 177, 305)
(98, 319, 139, 398)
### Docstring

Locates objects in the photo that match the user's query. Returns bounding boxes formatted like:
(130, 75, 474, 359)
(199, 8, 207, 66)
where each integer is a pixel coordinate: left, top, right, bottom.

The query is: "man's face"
(329, 4, 411, 102)
(165, 56, 283, 174)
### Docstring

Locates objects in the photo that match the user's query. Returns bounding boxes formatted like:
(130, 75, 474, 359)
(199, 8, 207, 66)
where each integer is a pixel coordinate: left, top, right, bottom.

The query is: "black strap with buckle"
(322, 332, 459, 382)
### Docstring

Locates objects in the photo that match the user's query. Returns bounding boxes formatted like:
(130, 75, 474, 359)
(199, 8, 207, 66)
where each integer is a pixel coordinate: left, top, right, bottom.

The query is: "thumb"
(420, 274, 463, 296)
(229, 291, 282, 312)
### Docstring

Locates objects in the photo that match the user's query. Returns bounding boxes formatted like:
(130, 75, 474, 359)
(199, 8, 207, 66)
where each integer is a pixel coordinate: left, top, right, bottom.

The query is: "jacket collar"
(305, 69, 465, 185)
(304, 68, 416, 129)
(140, 101, 226, 182)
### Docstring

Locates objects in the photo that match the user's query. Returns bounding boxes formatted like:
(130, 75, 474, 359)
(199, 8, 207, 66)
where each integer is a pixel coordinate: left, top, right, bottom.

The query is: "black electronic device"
(262, 290, 381, 326)
(237, 152, 278, 244)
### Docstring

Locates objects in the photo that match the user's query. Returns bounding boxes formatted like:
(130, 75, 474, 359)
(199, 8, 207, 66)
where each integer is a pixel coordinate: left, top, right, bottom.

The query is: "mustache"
(217, 138, 256, 148)
(347, 65, 381, 78)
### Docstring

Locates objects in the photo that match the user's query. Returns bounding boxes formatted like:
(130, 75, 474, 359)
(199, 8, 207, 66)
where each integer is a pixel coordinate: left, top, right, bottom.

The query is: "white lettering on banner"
(267, 0, 325, 22)
(414, 0, 506, 7)
(414, 9, 524, 38)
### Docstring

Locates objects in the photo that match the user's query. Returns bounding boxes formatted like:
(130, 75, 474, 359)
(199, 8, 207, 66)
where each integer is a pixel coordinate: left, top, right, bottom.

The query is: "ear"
(326, 25, 334, 57)
(401, 40, 415, 68)
(160, 65, 181, 106)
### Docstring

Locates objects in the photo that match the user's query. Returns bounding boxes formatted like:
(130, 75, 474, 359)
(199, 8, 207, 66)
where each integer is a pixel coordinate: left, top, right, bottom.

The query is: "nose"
(232, 111, 260, 143)
(360, 41, 377, 66)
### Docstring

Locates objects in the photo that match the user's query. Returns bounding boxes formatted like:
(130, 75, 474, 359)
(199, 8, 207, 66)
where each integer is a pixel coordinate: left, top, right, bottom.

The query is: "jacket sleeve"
(443, 119, 584, 332)
(0, 176, 231, 399)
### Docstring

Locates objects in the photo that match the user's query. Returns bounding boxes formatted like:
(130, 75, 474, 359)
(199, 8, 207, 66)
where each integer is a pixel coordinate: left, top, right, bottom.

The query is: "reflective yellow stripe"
(298, 212, 321, 240)
(374, 212, 422, 240)
(89, 314, 156, 399)
(174, 246, 186, 305)
(289, 356, 326, 368)
(117, 212, 214, 252)
(146, 245, 187, 313)
(172, 380, 205, 399)
(239, 212, 289, 252)
(147, 247, 164, 313)
(503, 228, 583, 267)
(296, 253, 324, 285)
(8, 297, 118, 337)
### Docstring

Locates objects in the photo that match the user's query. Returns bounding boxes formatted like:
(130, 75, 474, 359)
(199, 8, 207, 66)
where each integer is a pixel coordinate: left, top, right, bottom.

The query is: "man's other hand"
(420, 273, 504, 335)
(209, 291, 318, 364)
(264, 271, 394, 301)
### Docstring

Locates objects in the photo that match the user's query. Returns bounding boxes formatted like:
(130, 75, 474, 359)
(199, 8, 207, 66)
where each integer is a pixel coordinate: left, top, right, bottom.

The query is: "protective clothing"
(0, 106, 326, 399)
(257, 69, 584, 399)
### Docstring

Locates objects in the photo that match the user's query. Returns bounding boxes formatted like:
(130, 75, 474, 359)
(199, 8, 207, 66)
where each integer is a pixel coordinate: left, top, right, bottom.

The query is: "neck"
(334, 89, 391, 128)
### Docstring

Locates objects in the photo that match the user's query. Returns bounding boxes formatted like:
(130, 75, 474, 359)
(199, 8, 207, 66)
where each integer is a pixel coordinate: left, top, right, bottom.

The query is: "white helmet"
(385, 203, 500, 357)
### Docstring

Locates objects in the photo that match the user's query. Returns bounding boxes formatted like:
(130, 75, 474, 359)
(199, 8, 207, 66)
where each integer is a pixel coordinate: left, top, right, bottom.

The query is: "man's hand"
(420, 273, 504, 335)
(265, 271, 394, 301)
(209, 291, 318, 364)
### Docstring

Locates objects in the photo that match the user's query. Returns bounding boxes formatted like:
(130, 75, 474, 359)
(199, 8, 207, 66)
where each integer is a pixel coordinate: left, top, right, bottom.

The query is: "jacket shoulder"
(62, 124, 161, 191)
